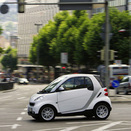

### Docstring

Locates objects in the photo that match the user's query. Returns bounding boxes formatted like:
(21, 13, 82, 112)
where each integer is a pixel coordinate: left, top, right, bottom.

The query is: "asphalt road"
(0, 84, 131, 131)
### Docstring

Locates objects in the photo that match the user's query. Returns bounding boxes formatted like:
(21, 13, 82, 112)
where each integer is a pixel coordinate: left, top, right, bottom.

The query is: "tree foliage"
(0, 26, 3, 35)
(0, 47, 18, 71)
(29, 8, 131, 69)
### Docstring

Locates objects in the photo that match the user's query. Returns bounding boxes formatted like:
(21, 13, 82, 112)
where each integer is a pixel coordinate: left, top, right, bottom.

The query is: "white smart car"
(28, 74, 112, 121)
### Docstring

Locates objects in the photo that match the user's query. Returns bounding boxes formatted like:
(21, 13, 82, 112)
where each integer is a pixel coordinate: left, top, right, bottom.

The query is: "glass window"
(60, 77, 94, 91)
(62, 78, 74, 90)
(61, 77, 85, 91)
(95, 75, 105, 88)
(121, 77, 129, 83)
(74, 77, 85, 89)
(85, 77, 94, 90)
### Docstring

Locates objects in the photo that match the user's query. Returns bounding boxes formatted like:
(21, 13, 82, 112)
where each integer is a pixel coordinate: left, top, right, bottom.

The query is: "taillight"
(105, 92, 108, 96)
(104, 88, 107, 92)
(104, 88, 108, 96)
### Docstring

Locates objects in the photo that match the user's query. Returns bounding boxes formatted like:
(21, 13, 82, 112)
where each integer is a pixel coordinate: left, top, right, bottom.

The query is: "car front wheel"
(39, 106, 55, 121)
(94, 103, 110, 120)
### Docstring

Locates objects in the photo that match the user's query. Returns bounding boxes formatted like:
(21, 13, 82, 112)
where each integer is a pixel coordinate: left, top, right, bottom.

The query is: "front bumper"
(28, 106, 39, 117)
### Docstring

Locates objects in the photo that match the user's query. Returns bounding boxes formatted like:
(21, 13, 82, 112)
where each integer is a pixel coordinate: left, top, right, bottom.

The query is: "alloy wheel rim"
(41, 107, 54, 121)
(96, 105, 108, 118)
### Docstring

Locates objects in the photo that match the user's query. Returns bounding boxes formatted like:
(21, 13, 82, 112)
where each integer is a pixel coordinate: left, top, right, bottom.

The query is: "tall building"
(17, 0, 59, 64)
(93, 0, 127, 13)
(129, 0, 131, 12)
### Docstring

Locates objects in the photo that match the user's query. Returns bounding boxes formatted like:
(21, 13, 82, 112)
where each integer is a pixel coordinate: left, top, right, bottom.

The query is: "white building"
(93, 0, 127, 13)
(17, 0, 59, 63)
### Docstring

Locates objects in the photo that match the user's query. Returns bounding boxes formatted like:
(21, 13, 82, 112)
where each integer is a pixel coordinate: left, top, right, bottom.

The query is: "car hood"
(30, 93, 44, 102)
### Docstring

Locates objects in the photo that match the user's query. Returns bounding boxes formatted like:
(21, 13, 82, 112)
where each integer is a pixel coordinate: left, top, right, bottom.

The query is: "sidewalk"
(109, 96, 131, 103)
(109, 89, 131, 103)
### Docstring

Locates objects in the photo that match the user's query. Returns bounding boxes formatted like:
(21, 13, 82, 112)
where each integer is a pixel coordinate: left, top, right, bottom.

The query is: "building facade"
(93, 0, 127, 13)
(17, 0, 59, 64)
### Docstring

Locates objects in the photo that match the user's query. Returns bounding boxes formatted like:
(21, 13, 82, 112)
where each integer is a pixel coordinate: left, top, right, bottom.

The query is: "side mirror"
(58, 86, 65, 91)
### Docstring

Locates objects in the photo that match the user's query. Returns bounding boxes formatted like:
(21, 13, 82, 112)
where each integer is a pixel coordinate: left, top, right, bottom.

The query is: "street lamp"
(34, 23, 42, 82)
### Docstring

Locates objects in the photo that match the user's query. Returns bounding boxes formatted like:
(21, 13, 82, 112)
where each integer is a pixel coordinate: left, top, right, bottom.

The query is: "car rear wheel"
(94, 103, 110, 120)
(39, 106, 55, 121)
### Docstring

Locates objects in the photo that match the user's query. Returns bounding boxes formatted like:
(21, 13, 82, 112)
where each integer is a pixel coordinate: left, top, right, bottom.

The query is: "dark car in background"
(116, 76, 131, 95)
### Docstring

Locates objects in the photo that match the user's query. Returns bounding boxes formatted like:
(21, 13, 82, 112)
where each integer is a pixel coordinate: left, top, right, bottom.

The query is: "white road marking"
(21, 112, 26, 115)
(106, 127, 131, 131)
(33, 127, 64, 131)
(11, 124, 21, 129)
(0, 124, 21, 129)
(24, 108, 27, 111)
(66, 121, 111, 125)
(17, 117, 23, 121)
(60, 126, 80, 131)
(34, 123, 110, 131)
(91, 121, 123, 131)
(17, 97, 26, 100)
(0, 125, 12, 128)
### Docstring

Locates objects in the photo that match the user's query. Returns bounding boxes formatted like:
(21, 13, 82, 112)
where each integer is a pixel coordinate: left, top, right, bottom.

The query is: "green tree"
(0, 26, 2, 35)
(0, 47, 4, 54)
(83, 12, 105, 67)
(83, 8, 131, 65)
(51, 10, 90, 66)
(29, 11, 70, 66)
(30, 8, 131, 73)
(109, 8, 131, 64)
(1, 47, 18, 72)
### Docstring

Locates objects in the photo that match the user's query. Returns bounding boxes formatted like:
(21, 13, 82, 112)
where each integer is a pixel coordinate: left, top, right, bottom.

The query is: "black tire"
(124, 89, 128, 95)
(94, 103, 110, 120)
(116, 90, 119, 94)
(39, 106, 56, 121)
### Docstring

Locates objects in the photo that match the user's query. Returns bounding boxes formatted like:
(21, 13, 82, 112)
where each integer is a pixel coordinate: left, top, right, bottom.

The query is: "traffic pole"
(105, 0, 110, 93)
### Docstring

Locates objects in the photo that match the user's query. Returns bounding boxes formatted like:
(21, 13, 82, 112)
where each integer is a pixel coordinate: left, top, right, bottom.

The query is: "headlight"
(34, 96, 44, 101)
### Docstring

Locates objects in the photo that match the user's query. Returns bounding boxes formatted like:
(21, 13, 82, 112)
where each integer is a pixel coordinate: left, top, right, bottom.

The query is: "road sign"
(112, 80, 119, 88)
(114, 60, 122, 65)
(59, 0, 92, 10)
(61, 52, 68, 64)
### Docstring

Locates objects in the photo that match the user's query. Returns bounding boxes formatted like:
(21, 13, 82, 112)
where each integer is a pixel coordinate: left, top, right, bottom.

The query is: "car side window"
(62, 78, 74, 90)
(85, 77, 94, 90)
(74, 77, 85, 89)
(61, 77, 85, 91)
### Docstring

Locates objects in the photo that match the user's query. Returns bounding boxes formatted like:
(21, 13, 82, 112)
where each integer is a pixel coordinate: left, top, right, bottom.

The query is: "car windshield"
(121, 77, 129, 83)
(39, 75, 67, 93)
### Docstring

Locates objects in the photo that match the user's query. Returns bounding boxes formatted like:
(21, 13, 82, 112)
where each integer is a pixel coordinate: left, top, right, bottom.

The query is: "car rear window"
(94, 75, 105, 88)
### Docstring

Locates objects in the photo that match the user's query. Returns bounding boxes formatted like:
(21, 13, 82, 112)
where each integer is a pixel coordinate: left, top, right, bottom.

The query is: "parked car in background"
(18, 78, 29, 84)
(28, 74, 112, 121)
(116, 76, 131, 95)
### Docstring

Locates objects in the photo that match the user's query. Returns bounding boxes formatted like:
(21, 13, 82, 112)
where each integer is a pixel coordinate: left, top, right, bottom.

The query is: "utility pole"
(105, 0, 110, 91)
(125, 0, 128, 10)
(34, 23, 42, 82)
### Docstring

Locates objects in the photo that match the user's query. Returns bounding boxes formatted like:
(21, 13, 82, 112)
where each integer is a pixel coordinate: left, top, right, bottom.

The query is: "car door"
(57, 77, 94, 113)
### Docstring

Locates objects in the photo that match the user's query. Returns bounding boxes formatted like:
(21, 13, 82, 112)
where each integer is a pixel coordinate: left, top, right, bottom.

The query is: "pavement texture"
(108, 89, 131, 103)
(109, 95, 131, 103)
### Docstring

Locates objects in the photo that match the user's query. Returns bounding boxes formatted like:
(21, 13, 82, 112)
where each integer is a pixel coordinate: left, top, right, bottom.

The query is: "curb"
(111, 100, 131, 103)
